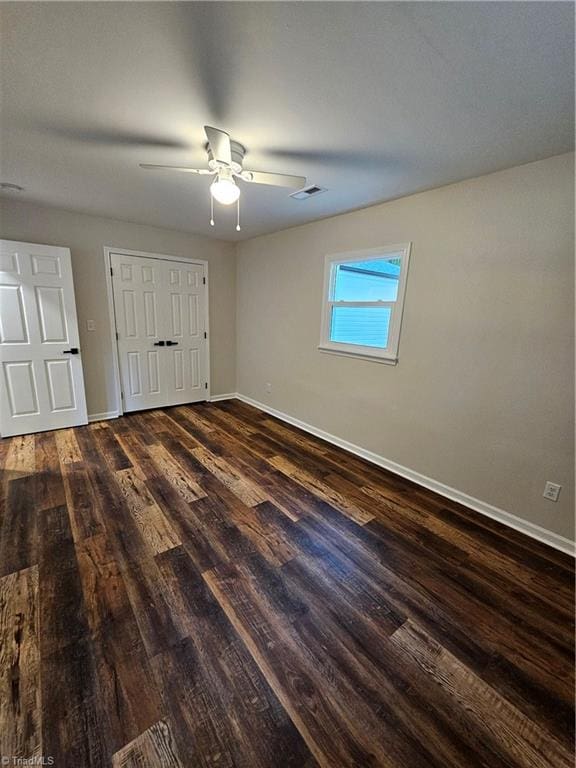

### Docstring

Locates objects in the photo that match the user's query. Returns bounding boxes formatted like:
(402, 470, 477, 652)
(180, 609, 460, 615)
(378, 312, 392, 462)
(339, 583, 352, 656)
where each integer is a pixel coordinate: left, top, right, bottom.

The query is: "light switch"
(86, 319, 96, 331)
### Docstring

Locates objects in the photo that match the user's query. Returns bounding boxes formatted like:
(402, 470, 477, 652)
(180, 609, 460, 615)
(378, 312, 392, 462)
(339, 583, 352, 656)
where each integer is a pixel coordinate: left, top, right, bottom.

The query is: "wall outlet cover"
(543, 482, 562, 502)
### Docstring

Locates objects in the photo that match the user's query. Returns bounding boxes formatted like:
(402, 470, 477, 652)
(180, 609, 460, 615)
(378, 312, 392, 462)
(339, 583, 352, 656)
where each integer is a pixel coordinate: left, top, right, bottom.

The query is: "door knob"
(153, 341, 165, 346)
(63, 347, 79, 355)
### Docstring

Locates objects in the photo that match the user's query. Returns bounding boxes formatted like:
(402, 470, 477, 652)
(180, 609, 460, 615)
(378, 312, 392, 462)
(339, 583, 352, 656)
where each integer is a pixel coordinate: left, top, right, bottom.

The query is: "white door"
(163, 260, 207, 407)
(0, 240, 88, 437)
(111, 253, 208, 412)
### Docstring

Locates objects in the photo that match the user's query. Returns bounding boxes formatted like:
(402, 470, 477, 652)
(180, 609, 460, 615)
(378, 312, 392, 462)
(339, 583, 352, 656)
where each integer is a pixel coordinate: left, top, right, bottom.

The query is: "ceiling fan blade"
(139, 164, 214, 174)
(171, 5, 239, 123)
(241, 171, 306, 189)
(266, 147, 383, 169)
(30, 119, 189, 149)
(204, 126, 232, 165)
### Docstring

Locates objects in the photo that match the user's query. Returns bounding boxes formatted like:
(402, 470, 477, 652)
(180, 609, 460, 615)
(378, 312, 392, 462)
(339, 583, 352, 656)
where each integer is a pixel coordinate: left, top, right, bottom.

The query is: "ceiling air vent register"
(290, 185, 327, 200)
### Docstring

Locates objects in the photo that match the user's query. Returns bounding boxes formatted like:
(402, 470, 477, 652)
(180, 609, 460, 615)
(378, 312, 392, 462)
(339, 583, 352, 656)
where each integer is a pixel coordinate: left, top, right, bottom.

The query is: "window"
(319, 244, 411, 363)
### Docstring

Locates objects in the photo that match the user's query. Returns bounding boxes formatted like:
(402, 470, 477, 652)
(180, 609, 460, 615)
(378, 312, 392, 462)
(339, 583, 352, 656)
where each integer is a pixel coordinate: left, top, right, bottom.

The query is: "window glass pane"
(333, 257, 401, 302)
(330, 306, 391, 349)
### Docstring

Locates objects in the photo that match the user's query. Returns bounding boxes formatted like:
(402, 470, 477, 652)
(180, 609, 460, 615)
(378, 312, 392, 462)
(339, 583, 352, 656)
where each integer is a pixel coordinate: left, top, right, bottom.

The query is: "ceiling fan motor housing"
(207, 139, 246, 173)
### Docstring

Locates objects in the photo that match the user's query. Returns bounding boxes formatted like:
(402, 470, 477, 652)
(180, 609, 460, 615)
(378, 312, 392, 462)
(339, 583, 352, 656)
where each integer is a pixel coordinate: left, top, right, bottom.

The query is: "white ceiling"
(1, 2, 573, 242)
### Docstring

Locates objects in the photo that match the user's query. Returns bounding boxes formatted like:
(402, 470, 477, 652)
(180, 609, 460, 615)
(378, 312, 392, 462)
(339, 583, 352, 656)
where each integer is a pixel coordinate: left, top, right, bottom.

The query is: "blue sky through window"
(333, 258, 401, 302)
(330, 257, 400, 348)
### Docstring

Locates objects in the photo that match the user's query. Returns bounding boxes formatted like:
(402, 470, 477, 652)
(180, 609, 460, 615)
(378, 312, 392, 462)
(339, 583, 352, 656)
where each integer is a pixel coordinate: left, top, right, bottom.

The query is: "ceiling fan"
(140, 126, 307, 230)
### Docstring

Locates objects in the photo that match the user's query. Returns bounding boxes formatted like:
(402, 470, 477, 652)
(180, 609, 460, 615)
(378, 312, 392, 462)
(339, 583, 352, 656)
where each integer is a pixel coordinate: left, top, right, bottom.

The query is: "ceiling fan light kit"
(140, 126, 307, 232)
(210, 168, 240, 205)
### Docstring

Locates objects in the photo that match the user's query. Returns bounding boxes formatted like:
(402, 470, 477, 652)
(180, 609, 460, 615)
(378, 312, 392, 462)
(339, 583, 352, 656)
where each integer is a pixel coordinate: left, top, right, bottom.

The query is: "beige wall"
(236, 154, 575, 541)
(0, 200, 236, 415)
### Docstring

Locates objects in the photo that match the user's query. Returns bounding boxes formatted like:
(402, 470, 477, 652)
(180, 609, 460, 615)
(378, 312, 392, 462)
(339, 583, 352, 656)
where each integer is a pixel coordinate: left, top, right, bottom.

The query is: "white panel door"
(111, 253, 167, 412)
(163, 261, 207, 407)
(0, 240, 88, 437)
(111, 253, 207, 412)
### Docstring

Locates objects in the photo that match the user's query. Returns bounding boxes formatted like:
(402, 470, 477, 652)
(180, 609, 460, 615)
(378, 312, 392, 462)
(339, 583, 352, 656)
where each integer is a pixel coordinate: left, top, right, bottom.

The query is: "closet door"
(0, 240, 88, 436)
(163, 261, 207, 407)
(111, 253, 207, 412)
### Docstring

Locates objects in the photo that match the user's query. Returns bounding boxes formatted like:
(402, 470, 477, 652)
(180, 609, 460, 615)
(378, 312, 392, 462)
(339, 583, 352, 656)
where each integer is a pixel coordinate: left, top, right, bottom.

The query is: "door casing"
(103, 247, 210, 416)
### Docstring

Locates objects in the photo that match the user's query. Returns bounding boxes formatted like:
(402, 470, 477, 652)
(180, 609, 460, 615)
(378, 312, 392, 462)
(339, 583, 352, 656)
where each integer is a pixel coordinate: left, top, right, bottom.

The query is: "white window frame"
(319, 243, 411, 364)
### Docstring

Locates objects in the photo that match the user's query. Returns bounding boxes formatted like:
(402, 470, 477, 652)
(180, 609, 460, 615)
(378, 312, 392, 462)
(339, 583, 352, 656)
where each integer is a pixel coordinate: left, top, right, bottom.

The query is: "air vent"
(0, 182, 24, 193)
(290, 185, 327, 200)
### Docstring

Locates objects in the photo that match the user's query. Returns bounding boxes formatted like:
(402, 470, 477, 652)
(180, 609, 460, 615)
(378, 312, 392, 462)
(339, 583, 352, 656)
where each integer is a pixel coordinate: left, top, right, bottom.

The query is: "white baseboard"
(88, 410, 119, 423)
(233, 393, 574, 556)
(209, 393, 237, 403)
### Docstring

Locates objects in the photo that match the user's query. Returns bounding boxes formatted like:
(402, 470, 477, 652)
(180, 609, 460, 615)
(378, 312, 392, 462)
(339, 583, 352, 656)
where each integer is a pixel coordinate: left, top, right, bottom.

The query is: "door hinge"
(202, 276, 206, 285)
(120, 391, 124, 400)
(110, 266, 113, 276)
(203, 331, 207, 339)
(116, 332, 119, 340)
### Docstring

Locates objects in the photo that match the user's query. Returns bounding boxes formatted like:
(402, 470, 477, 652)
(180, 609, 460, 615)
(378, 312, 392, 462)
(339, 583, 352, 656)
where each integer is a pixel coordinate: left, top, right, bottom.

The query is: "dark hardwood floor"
(0, 399, 574, 767)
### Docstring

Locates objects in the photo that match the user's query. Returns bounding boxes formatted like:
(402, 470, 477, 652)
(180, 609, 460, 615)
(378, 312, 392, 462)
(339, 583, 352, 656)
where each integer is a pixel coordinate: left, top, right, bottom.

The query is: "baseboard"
(209, 393, 237, 403)
(88, 410, 120, 423)
(233, 393, 574, 556)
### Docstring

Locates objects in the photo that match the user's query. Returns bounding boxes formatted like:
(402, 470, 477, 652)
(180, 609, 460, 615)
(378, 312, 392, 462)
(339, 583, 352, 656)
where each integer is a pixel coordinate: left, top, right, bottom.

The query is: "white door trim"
(103, 246, 211, 416)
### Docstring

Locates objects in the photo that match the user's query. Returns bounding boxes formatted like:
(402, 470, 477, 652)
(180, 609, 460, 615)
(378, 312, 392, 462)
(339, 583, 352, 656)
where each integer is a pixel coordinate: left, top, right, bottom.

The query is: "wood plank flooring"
(0, 399, 573, 767)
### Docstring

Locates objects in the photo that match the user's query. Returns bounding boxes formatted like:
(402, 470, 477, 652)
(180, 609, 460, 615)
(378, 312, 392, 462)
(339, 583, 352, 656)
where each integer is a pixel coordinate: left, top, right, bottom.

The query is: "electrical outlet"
(543, 482, 562, 502)
(86, 319, 96, 331)
(265, 382, 272, 394)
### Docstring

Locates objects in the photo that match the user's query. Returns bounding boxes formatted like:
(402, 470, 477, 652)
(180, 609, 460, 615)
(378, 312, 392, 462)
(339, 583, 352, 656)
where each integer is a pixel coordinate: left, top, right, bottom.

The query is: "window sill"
(318, 345, 398, 365)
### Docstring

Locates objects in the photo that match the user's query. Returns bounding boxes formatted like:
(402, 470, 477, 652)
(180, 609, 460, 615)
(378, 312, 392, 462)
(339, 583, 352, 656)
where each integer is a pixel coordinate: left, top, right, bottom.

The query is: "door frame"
(103, 246, 211, 417)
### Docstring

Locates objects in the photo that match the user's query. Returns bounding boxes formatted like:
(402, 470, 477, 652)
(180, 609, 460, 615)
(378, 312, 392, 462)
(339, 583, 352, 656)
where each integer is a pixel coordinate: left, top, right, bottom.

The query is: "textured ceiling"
(1, 2, 573, 241)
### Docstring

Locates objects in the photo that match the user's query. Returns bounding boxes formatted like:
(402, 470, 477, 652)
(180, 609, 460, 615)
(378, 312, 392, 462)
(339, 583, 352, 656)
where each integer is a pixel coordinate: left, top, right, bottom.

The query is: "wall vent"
(290, 185, 327, 200)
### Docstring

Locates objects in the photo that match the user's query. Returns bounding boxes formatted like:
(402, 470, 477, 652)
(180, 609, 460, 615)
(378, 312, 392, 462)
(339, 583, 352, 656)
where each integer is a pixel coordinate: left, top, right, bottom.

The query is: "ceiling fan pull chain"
(210, 194, 215, 227)
(236, 197, 241, 232)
